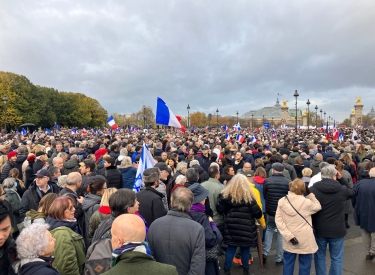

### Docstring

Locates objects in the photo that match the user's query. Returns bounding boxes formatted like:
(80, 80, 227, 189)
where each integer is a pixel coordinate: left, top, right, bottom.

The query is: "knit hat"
(7, 151, 17, 160)
(188, 183, 209, 204)
(143, 168, 160, 183)
(272, 162, 284, 172)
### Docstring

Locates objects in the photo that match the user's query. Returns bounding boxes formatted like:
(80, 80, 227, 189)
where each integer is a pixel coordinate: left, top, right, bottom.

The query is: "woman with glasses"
(46, 196, 86, 275)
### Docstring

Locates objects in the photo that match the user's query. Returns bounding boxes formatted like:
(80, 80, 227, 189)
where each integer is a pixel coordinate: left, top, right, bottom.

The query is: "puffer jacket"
(288, 151, 300, 165)
(119, 167, 137, 189)
(216, 194, 262, 247)
(263, 173, 291, 216)
(4, 188, 21, 233)
(0, 161, 15, 183)
(82, 193, 101, 241)
(61, 159, 79, 175)
(275, 192, 321, 254)
(47, 217, 85, 275)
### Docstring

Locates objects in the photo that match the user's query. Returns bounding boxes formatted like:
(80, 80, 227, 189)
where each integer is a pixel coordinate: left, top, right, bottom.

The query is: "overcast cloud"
(1, 0, 375, 122)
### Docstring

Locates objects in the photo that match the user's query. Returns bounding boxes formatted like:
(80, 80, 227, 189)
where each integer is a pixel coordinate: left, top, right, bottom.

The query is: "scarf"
(190, 203, 205, 213)
(111, 242, 153, 267)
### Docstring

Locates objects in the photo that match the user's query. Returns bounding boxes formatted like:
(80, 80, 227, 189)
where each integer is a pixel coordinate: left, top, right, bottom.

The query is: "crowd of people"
(0, 126, 374, 275)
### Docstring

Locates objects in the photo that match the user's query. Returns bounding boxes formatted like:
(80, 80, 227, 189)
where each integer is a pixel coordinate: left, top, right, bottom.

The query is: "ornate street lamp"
(315, 105, 318, 128)
(236, 111, 239, 124)
(306, 99, 310, 130)
(216, 108, 219, 126)
(294, 90, 299, 131)
(187, 104, 190, 128)
(251, 113, 254, 128)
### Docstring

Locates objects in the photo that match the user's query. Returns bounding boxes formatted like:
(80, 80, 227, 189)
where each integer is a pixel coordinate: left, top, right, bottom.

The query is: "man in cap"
(0, 151, 18, 183)
(263, 162, 291, 265)
(136, 168, 167, 226)
(197, 144, 211, 166)
(154, 162, 171, 211)
(19, 169, 60, 220)
(148, 187, 205, 275)
(103, 214, 178, 275)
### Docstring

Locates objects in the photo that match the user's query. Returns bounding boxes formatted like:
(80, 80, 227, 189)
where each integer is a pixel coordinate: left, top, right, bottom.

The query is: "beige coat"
(275, 192, 322, 254)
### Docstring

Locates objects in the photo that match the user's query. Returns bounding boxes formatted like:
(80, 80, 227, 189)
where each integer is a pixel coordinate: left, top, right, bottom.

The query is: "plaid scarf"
(111, 242, 153, 267)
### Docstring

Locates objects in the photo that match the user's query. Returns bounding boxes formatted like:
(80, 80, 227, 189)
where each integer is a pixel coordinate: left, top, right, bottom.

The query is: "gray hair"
(17, 146, 27, 154)
(119, 156, 132, 168)
(48, 166, 60, 176)
(319, 162, 330, 170)
(16, 223, 50, 258)
(57, 175, 68, 187)
(119, 148, 128, 156)
(185, 168, 199, 182)
(176, 161, 188, 172)
(3, 178, 16, 189)
(66, 172, 82, 186)
(57, 152, 68, 159)
(321, 165, 337, 179)
(171, 187, 193, 213)
(52, 157, 63, 165)
(175, 175, 186, 185)
(70, 154, 79, 162)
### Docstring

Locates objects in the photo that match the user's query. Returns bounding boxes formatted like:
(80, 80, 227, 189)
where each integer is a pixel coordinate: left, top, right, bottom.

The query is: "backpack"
(84, 238, 112, 275)
(84, 217, 114, 275)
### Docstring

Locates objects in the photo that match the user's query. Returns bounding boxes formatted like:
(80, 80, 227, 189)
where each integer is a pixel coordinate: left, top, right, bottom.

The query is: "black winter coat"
(310, 178, 355, 238)
(189, 209, 222, 248)
(32, 160, 45, 174)
(263, 174, 291, 216)
(0, 237, 17, 275)
(0, 161, 16, 183)
(19, 257, 60, 275)
(191, 164, 209, 183)
(104, 166, 123, 189)
(294, 164, 305, 179)
(216, 194, 262, 247)
(136, 187, 167, 226)
(25, 162, 35, 188)
(19, 182, 61, 220)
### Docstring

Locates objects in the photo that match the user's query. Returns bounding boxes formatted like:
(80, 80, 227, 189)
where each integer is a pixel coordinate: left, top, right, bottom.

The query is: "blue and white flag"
(133, 143, 156, 193)
(155, 97, 182, 128)
(21, 128, 27, 135)
(54, 122, 60, 131)
(45, 128, 51, 134)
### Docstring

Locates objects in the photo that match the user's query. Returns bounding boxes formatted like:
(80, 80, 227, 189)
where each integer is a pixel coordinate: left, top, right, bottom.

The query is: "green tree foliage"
(0, 71, 108, 128)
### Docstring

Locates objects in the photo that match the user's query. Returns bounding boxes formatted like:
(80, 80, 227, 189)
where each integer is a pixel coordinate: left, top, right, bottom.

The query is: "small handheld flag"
(107, 116, 117, 130)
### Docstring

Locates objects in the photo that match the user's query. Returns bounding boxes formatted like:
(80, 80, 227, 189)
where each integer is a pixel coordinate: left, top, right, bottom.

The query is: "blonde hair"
(302, 168, 312, 177)
(339, 153, 352, 165)
(100, 187, 118, 207)
(0, 155, 8, 173)
(31, 144, 45, 154)
(221, 174, 256, 204)
(289, 179, 306, 195)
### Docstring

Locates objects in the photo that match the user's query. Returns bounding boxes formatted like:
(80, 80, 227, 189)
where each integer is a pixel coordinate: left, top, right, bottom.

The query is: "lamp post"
(187, 104, 190, 128)
(143, 106, 146, 129)
(251, 113, 254, 128)
(306, 99, 310, 130)
(324, 112, 326, 124)
(2, 96, 8, 133)
(216, 108, 219, 127)
(236, 111, 239, 124)
(262, 115, 265, 126)
(320, 109, 323, 126)
(328, 116, 331, 127)
(294, 90, 299, 131)
(315, 105, 318, 128)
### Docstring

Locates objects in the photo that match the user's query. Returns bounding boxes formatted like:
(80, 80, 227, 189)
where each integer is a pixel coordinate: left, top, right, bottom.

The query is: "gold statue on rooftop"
(356, 97, 362, 105)
(282, 100, 288, 107)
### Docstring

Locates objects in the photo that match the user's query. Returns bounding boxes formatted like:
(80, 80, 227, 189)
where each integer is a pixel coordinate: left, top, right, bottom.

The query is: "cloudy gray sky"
(1, 0, 375, 122)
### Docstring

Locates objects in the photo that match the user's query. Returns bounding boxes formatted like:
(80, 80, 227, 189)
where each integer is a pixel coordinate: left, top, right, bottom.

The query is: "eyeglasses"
(67, 206, 75, 211)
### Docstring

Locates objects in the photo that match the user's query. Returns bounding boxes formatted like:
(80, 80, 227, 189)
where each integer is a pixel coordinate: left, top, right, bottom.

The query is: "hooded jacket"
(309, 158, 322, 176)
(47, 217, 85, 275)
(275, 192, 321, 254)
(61, 159, 79, 175)
(105, 166, 123, 189)
(310, 178, 355, 238)
(82, 193, 101, 241)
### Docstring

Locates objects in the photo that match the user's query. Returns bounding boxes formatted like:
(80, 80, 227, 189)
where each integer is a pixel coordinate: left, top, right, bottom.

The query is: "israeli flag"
(155, 97, 181, 128)
(133, 143, 156, 193)
(21, 128, 27, 135)
(45, 128, 51, 134)
(54, 122, 60, 131)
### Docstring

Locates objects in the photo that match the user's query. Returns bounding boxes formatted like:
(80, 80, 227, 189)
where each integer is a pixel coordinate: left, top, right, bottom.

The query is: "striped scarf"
(111, 242, 153, 267)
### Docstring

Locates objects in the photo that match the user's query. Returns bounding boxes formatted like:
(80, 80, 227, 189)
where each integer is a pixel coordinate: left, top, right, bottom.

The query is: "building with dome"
(241, 98, 303, 127)
(367, 106, 375, 119)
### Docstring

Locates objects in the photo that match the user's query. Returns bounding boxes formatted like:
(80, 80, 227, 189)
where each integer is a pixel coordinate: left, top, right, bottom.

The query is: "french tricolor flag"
(225, 133, 232, 142)
(82, 128, 87, 135)
(236, 134, 245, 144)
(251, 135, 257, 143)
(223, 124, 228, 131)
(107, 115, 117, 130)
(156, 97, 185, 133)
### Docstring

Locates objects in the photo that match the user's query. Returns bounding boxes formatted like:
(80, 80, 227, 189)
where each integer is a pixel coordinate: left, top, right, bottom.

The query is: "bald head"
(315, 153, 323, 161)
(111, 214, 145, 249)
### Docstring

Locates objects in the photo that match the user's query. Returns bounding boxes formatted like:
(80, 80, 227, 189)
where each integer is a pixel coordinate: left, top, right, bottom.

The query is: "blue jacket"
(353, 178, 375, 232)
(119, 167, 137, 189)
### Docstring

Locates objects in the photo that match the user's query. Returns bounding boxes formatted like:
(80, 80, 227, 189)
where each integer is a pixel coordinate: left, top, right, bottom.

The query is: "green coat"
(5, 188, 21, 233)
(50, 226, 86, 275)
(102, 251, 178, 275)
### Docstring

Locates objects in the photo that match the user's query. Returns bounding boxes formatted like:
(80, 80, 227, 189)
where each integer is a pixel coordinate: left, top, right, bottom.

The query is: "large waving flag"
(133, 143, 156, 193)
(107, 115, 117, 130)
(156, 97, 183, 128)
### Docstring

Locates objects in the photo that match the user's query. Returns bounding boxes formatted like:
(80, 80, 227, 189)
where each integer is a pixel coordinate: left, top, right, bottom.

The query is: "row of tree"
(0, 71, 108, 129)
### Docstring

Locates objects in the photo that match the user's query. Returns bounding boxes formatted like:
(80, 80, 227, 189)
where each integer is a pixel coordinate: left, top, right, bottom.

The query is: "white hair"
(176, 161, 188, 171)
(175, 175, 186, 185)
(16, 223, 50, 258)
(3, 178, 16, 189)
